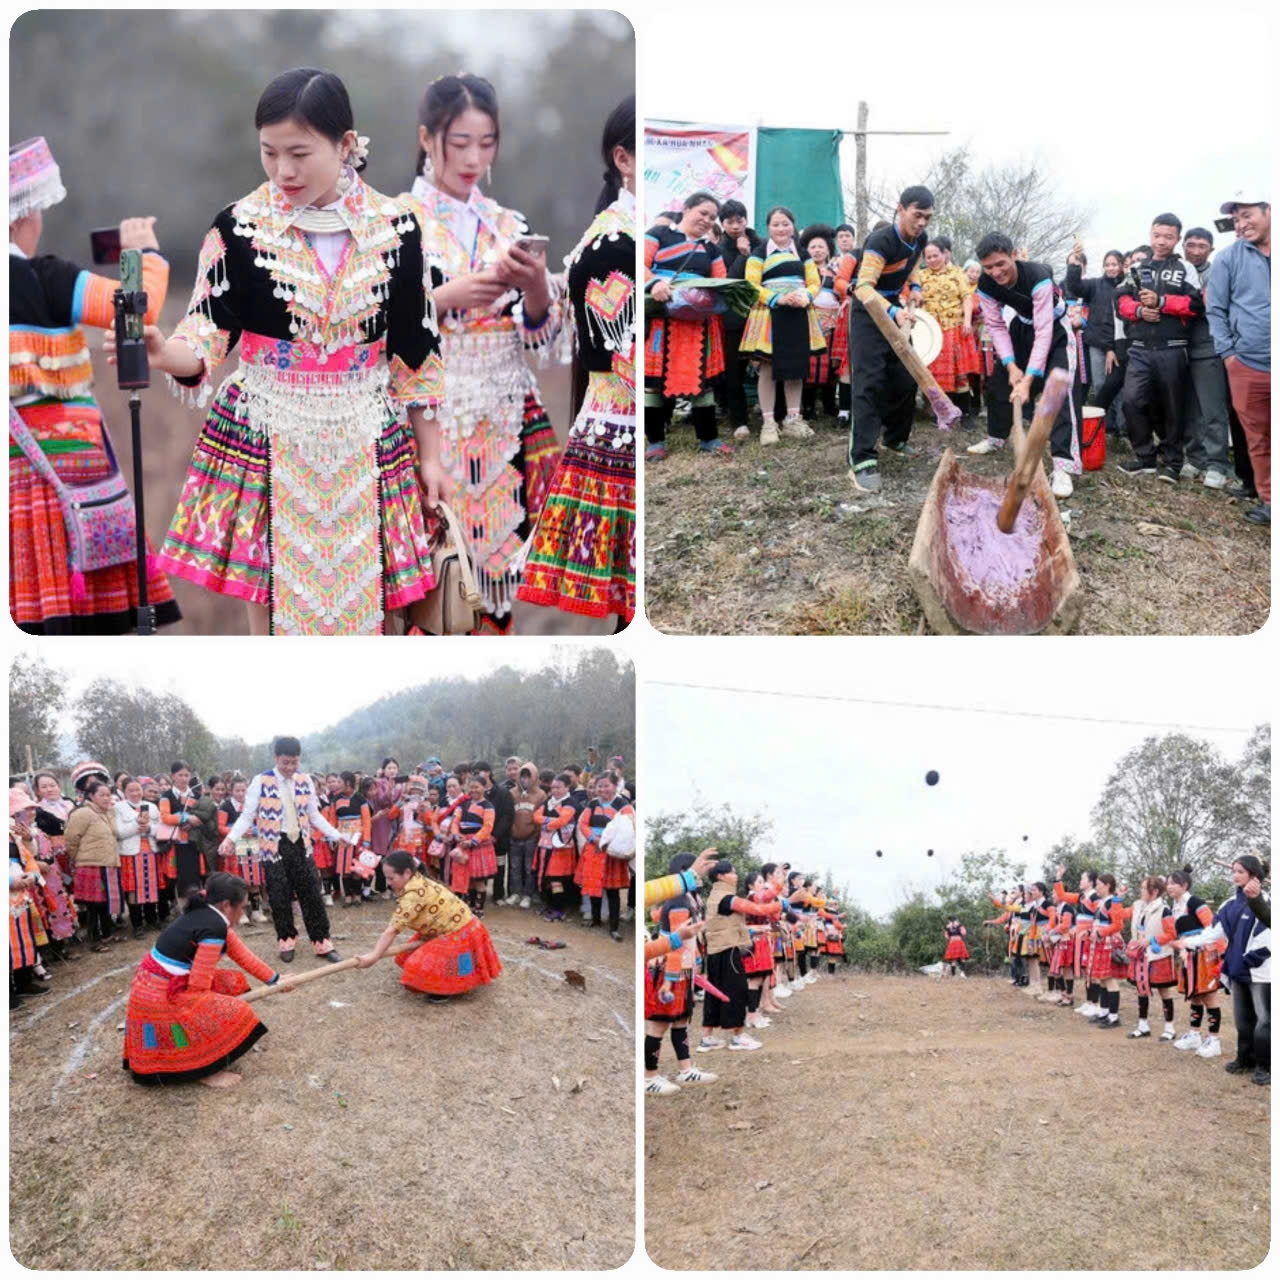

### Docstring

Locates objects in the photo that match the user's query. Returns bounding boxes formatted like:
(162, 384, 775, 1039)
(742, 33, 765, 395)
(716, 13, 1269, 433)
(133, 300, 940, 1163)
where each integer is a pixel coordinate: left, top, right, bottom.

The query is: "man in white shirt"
(220, 735, 356, 964)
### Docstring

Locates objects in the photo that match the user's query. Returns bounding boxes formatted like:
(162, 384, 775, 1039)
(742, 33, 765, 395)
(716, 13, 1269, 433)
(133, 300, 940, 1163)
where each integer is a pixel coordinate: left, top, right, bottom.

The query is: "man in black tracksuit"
(715, 200, 764, 434)
(848, 185, 934, 495)
(1113, 213, 1204, 482)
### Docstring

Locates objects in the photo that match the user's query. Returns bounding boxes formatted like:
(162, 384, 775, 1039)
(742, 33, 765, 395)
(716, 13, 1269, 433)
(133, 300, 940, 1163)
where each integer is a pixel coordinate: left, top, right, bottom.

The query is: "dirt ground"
(643, 971, 1270, 1270)
(645, 406, 1270, 636)
(90, 300, 572, 637)
(9, 904, 634, 1270)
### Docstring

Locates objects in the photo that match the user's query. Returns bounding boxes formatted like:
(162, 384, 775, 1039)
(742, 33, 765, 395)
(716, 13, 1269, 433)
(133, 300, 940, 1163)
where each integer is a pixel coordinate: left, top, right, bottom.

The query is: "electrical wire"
(646, 680, 1257, 736)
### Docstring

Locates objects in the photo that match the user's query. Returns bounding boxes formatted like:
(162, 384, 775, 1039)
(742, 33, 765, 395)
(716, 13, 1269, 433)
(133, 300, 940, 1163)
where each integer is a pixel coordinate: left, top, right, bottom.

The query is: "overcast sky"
(12, 639, 601, 745)
(643, 648, 1259, 918)
(643, 0, 1272, 263)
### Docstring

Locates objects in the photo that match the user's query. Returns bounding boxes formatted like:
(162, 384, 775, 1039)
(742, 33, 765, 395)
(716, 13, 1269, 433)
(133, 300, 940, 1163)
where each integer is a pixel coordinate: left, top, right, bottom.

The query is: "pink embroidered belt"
(239, 331, 385, 382)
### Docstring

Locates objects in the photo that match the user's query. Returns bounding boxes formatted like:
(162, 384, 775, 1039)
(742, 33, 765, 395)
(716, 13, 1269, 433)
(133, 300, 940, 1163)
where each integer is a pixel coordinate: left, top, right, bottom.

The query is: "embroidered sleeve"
(169, 211, 242, 407)
(225, 929, 275, 983)
(803, 257, 821, 300)
(520, 269, 570, 367)
(72, 253, 170, 330)
(385, 205, 446, 414)
(186, 938, 225, 993)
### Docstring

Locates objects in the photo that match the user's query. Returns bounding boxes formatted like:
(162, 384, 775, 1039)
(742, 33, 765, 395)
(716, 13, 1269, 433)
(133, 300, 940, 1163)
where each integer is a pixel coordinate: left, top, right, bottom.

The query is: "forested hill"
(250, 651, 635, 774)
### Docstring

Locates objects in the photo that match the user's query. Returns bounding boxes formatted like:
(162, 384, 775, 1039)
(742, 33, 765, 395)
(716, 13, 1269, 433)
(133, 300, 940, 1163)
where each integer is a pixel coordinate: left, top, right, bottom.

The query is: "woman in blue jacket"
(1216, 854, 1270, 1086)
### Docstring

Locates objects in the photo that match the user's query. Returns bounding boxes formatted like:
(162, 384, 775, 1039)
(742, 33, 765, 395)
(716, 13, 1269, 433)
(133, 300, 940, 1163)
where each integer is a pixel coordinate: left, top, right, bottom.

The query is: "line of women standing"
(94, 68, 633, 636)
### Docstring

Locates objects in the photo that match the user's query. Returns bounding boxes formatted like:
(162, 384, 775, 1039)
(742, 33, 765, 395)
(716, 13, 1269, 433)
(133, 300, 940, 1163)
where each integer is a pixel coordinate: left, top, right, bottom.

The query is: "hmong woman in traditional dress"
(8, 137, 181, 634)
(575, 772, 634, 941)
(30, 772, 78, 951)
(1125, 876, 1179, 1041)
(644, 862, 716, 1095)
(533, 773, 578, 922)
(1085, 873, 1130, 1029)
(830, 224, 859, 427)
(1167, 866, 1226, 1059)
(739, 206, 826, 445)
(114, 778, 164, 938)
(1044, 899, 1076, 1006)
(824, 903, 846, 975)
(755, 863, 787, 1013)
(1054, 865, 1103, 1015)
(388, 774, 431, 866)
(741, 870, 777, 1029)
(356, 850, 501, 1001)
(369, 759, 404, 873)
(119, 69, 445, 636)
(942, 918, 970, 978)
(10, 789, 52, 1007)
(431, 777, 467, 889)
(332, 774, 376, 906)
(65, 778, 125, 952)
(517, 95, 636, 626)
(159, 764, 206, 900)
(919, 239, 980, 430)
(644, 191, 730, 460)
(309, 775, 337, 903)
(123, 872, 290, 1087)
(1020, 884, 1054, 998)
(217, 778, 267, 923)
(453, 779, 498, 915)
(400, 74, 566, 631)
(799, 225, 841, 421)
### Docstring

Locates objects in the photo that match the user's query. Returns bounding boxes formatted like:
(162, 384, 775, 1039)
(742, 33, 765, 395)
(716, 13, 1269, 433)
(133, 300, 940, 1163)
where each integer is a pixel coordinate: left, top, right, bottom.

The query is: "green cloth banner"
(754, 128, 844, 233)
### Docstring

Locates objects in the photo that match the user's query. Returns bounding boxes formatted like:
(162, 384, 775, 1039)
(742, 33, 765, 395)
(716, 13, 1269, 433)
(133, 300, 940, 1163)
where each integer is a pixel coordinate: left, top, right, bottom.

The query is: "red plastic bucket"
(1081, 406, 1106, 471)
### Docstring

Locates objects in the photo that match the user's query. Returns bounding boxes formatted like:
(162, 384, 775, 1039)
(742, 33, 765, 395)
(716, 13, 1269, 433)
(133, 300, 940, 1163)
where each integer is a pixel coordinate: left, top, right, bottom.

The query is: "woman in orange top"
(1125, 875, 1179, 1041)
(454, 778, 497, 916)
(1087, 873, 1131, 1029)
(574, 773, 634, 941)
(534, 773, 578, 923)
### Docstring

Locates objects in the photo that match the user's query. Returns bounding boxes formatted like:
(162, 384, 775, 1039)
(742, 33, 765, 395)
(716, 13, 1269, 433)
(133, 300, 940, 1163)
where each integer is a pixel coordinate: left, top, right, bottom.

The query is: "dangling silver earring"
(337, 164, 353, 195)
(486, 164, 492, 186)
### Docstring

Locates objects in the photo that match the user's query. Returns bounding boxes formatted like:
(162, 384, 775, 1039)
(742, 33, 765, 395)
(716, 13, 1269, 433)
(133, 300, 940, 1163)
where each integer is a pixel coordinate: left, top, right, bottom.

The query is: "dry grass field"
(9, 905, 634, 1270)
(643, 971, 1269, 1270)
(645, 409, 1269, 636)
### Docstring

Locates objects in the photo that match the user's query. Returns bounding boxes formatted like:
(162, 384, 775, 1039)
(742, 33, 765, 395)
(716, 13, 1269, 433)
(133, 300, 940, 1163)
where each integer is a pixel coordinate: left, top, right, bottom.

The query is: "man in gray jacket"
(1181, 228, 1232, 488)
(1207, 190, 1271, 525)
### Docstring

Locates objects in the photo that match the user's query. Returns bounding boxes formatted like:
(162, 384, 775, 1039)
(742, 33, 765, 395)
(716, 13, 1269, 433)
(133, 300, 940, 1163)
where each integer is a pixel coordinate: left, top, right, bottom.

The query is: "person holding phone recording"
(8, 135, 180, 634)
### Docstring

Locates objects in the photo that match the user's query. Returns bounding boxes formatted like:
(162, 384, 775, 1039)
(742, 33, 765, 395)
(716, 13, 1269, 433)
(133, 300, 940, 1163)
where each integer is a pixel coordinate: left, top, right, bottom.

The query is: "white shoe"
(644, 1075, 681, 1095)
(775, 984, 792, 998)
(1051, 466, 1074, 498)
(251, 909, 267, 924)
(1174, 1030, 1203, 1051)
(760, 421, 780, 446)
(519, 896, 531, 910)
(780, 415, 814, 439)
(1129, 1019, 1151, 1038)
(1196, 1035, 1223, 1059)
(728, 1034, 762, 1051)
(836, 410, 850, 427)
(967, 436, 1005, 455)
(733, 424, 750, 440)
(675, 1065, 718, 1084)
(696, 1036, 725, 1053)
(322, 894, 334, 907)
(621, 907, 634, 923)
(1203, 469, 1228, 490)
(1074, 1002, 1097, 1016)
(1159, 1026, 1177, 1042)
(804, 972, 817, 985)
(746, 1013, 771, 1029)
(1180, 462, 1203, 480)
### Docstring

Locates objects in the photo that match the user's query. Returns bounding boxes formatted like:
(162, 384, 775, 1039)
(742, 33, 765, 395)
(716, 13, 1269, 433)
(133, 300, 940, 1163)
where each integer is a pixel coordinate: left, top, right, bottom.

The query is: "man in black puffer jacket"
(715, 199, 764, 436)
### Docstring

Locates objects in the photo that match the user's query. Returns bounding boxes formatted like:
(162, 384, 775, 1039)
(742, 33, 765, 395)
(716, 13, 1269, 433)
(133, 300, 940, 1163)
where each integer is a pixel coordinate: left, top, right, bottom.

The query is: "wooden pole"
(859, 297, 962, 429)
(240, 938, 423, 1004)
(997, 370, 1070, 534)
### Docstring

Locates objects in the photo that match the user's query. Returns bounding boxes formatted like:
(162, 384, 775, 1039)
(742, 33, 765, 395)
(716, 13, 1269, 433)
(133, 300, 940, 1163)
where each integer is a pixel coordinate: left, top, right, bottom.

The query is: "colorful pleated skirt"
(395, 918, 502, 996)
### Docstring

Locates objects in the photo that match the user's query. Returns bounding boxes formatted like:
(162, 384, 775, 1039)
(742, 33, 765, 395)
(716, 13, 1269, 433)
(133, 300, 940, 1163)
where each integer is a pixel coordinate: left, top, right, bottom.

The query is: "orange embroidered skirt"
(1177, 948, 1223, 999)
(575, 843, 631, 897)
(943, 936, 970, 962)
(930, 325, 981, 392)
(644, 314, 725, 399)
(122, 964, 266, 1082)
(396, 918, 502, 996)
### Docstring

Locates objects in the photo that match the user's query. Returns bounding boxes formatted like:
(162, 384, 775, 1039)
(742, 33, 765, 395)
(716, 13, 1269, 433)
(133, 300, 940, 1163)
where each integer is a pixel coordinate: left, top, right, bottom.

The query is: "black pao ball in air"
(925, 770, 940, 786)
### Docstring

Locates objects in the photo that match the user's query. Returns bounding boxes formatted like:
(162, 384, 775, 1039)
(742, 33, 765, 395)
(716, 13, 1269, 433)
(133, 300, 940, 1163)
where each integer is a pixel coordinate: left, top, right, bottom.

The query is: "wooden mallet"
(997, 368, 1071, 534)
(240, 938, 424, 1004)
(860, 294, 962, 429)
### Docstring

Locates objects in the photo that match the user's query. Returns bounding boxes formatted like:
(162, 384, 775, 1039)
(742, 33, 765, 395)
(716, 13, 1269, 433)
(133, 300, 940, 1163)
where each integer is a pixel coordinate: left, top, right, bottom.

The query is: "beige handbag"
(410, 501, 483, 635)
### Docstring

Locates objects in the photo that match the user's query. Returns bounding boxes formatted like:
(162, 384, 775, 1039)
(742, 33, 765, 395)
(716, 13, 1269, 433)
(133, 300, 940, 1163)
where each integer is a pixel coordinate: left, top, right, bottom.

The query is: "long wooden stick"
(240, 938, 423, 1004)
(997, 369, 1071, 534)
(860, 295, 961, 429)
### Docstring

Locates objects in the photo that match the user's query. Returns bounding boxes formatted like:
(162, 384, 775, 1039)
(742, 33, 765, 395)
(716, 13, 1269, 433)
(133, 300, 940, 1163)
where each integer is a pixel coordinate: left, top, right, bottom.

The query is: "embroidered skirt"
(644, 314, 725, 399)
(1177, 948, 1223, 999)
(517, 369, 635, 622)
(743, 931, 775, 974)
(1089, 936, 1127, 981)
(575, 843, 631, 898)
(120, 851, 162, 904)
(943, 936, 970, 962)
(644, 964, 693, 1022)
(72, 865, 123, 915)
(539, 841, 577, 881)
(9, 398, 180, 634)
(830, 300, 851, 377)
(10, 901, 43, 969)
(930, 325, 981, 392)
(436, 322, 561, 629)
(157, 335, 435, 634)
(122, 965, 266, 1082)
(740, 302, 826, 382)
(458, 838, 497, 880)
(396, 917, 502, 996)
(221, 840, 264, 891)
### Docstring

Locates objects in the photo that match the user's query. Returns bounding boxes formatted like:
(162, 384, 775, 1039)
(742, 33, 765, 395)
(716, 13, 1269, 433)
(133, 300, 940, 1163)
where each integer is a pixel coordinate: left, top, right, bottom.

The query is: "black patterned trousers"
(263, 836, 332, 946)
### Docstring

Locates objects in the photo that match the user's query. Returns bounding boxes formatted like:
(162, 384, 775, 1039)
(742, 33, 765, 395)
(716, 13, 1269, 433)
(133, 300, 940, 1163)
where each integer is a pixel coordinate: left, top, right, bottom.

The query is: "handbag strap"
(9, 402, 124, 500)
(435, 500, 483, 609)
